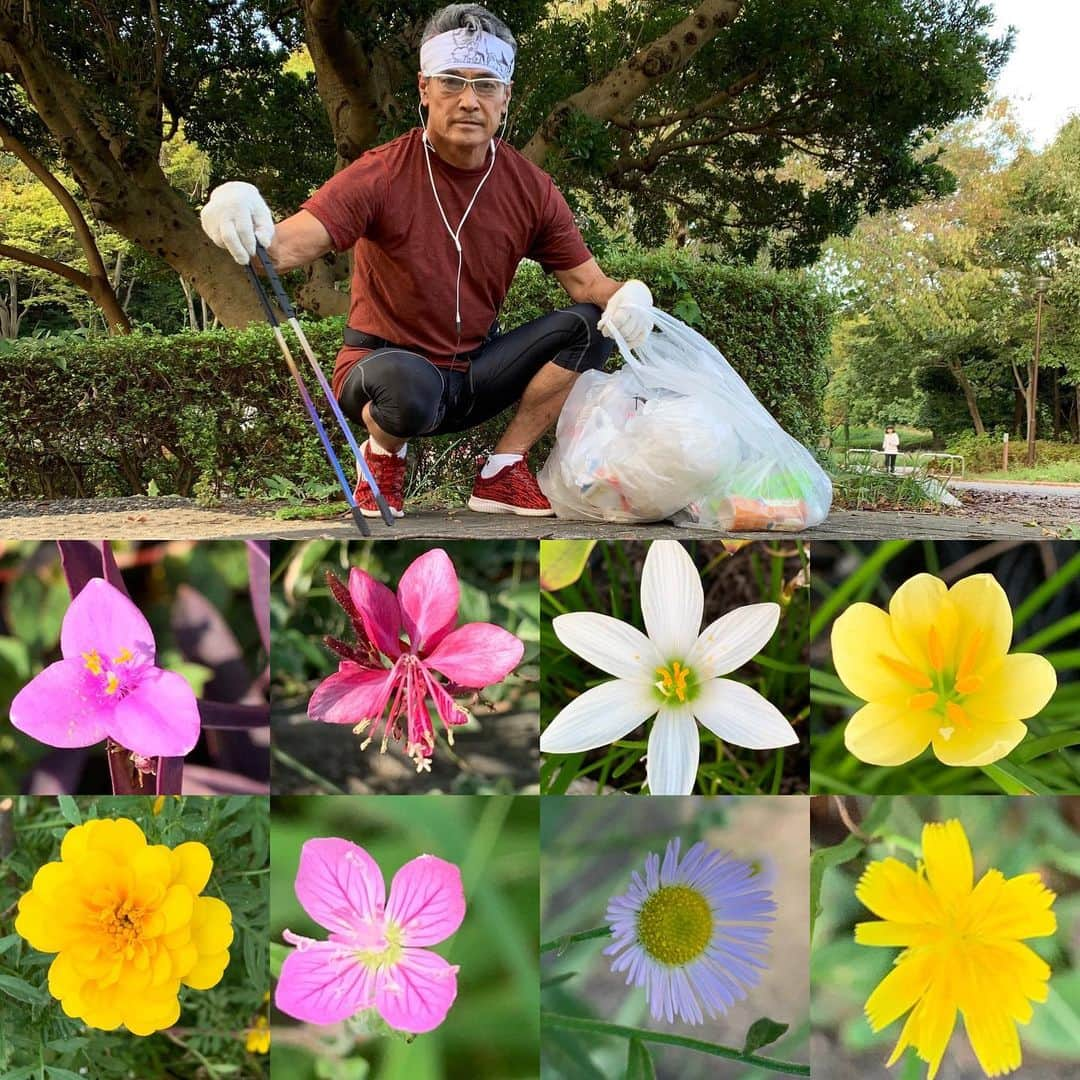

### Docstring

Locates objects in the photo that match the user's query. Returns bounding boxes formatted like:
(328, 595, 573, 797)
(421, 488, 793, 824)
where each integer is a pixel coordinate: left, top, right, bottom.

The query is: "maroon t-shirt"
(301, 128, 593, 395)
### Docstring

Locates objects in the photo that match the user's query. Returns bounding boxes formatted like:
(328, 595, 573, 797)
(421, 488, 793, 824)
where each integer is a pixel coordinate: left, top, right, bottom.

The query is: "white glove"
(598, 279, 654, 350)
(200, 181, 275, 265)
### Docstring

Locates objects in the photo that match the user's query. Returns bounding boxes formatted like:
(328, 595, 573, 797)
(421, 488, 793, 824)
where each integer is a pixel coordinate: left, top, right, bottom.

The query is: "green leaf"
(981, 760, 1052, 795)
(1024, 971, 1080, 1059)
(57, 796, 81, 826)
(810, 834, 865, 937)
(540, 541, 596, 591)
(626, 1037, 656, 1080)
(742, 1017, 789, 1055)
(269, 941, 288, 979)
(48, 1068, 91, 1080)
(0, 971, 49, 1006)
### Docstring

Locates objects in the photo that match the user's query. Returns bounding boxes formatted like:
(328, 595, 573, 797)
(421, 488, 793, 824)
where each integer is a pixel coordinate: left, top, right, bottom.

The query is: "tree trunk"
(0, 30, 263, 329)
(945, 359, 985, 436)
(1052, 367, 1061, 439)
(0, 271, 22, 338)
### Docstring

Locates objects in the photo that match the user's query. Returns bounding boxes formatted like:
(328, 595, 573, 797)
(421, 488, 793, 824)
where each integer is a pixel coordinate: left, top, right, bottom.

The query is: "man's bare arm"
(266, 210, 335, 271)
(554, 258, 623, 307)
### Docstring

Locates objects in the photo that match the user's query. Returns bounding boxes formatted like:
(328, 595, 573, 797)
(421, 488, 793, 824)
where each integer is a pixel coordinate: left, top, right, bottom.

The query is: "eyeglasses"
(426, 74, 508, 99)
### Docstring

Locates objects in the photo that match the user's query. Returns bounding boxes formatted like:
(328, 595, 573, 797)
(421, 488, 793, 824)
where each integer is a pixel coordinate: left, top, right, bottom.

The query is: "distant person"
(882, 425, 900, 473)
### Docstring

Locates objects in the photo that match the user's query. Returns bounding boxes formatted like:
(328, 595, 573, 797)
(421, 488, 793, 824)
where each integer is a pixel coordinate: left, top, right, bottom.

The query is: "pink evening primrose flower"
(308, 548, 525, 772)
(275, 838, 465, 1034)
(9, 577, 200, 757)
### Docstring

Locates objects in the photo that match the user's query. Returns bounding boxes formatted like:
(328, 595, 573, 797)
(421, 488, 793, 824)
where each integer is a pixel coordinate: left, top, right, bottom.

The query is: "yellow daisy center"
(654, 660, 694, 704)
(636, 885, 713, 966)
(355, 921, 404, 972)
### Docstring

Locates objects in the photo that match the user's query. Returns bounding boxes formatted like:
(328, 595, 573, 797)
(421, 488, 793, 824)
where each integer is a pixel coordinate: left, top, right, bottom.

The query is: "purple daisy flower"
(604, 837, 775, 1025)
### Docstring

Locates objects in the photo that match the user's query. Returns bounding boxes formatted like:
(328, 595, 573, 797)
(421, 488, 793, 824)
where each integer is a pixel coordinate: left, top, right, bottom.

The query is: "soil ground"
(0, 484, 1076, 540)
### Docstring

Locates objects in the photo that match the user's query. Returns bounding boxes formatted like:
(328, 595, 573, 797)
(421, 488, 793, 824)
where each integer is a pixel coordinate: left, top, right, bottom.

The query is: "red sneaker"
(353, 439, 406, 518)
(468, 457, 554, 516)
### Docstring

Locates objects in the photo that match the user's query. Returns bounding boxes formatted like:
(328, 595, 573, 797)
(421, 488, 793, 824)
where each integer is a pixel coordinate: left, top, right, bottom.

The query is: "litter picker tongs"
(244, 242, 395, 532)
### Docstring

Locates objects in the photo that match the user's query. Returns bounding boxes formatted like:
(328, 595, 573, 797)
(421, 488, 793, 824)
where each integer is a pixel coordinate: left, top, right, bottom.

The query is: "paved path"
(950, 478, 1080, 499)
(0, 496, 1067, 540)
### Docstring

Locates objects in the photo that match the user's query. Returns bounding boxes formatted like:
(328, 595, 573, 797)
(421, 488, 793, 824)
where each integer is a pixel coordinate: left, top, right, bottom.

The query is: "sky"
(990, 0, 1080, 146)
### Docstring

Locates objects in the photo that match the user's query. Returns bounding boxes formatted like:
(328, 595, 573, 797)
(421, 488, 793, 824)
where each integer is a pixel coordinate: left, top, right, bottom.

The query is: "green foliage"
(0, 795, 269, 1079)
(270, 795, 538, 1079)
(947, 431, 1080, 473)
(810, 541, 1080, 795)
(811, 797, 1080, 1070)
(0, 251, 830, 499)
(540, 540, 809, 796)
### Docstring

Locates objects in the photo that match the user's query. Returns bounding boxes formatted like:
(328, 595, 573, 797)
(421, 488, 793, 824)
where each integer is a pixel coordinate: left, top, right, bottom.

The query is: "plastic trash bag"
(538, 308, 832, 530)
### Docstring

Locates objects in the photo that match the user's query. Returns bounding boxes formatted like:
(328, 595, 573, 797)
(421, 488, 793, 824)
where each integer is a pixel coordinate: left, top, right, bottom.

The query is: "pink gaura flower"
(275, 837, 465, 1034)
(308, 548, 524, 771)
(9, 578, 200, 757)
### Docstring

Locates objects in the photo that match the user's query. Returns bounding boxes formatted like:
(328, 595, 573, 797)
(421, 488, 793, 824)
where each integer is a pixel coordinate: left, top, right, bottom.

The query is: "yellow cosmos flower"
(856, 820, 1056, 1079)
(15, 816, 234, 1036)
(831, 572, 1056, 767)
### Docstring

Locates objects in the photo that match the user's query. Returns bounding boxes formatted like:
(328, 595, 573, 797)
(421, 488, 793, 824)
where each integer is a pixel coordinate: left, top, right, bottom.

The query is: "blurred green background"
(270, 541, 539, 794)
(0, 794, 269, 1078)
(811, 795, 1080, 1079)
(810, 541, 1080, 795)
(540, 796, 810, 1078)
(540, 540, 810, 795)
(269, 795, 539, 1078)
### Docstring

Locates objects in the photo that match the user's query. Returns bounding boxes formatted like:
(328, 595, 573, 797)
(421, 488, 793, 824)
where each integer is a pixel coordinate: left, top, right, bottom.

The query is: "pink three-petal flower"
(307, 548, 524, 770)
(275, 837, 466, 1034)
(9, 577, 200, 757)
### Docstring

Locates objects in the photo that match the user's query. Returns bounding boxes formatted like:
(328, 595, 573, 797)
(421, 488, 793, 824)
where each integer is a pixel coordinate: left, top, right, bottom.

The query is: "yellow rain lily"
(831, 573, 1056, 767)
(856, 819, 1056, 1078)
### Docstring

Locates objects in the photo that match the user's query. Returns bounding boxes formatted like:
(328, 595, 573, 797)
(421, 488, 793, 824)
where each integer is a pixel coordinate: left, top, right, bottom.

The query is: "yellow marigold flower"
(245, 1014, 270, 1054)
(856, 819, 1056, 1079)
(14, 816, 234, 1036)
(831, 572, 1056, 767)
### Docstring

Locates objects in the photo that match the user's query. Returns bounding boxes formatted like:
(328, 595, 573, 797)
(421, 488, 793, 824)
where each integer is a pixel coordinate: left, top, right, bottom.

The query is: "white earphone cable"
(418, 95, 509, 351)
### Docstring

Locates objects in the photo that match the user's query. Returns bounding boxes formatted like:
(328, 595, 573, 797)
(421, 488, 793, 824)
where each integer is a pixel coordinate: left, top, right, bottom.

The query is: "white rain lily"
(540, 540, 798, 795)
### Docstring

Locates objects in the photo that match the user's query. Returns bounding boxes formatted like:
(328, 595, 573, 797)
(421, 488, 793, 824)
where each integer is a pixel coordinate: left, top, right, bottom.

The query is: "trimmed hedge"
(0, 251, 832, 499)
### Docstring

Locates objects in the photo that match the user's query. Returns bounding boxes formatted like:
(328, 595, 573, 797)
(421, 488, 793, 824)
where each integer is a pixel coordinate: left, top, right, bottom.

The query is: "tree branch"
(0, 242, 93, 290)
(609, 67, 764, 131)
(522, 0, 744, 165)
(0, 119, 131, 332)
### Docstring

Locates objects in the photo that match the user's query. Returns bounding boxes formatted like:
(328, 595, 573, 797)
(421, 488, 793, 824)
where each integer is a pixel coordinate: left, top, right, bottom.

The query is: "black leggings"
(884, 454, 897, 473)
(338, 303, 613, 438)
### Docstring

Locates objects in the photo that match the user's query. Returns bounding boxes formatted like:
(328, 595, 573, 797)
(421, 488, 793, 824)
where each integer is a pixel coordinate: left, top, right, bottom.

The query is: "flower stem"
(542, 1013, 810, 1075)
(540, 925, 612, 954)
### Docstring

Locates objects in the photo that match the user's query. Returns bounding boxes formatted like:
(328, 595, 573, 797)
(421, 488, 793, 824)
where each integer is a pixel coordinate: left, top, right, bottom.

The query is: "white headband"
(420, 28, 515, 82)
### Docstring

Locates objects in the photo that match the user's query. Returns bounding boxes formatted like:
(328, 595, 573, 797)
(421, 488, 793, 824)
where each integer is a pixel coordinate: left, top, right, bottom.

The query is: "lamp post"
(1026, 274, 1051, 467)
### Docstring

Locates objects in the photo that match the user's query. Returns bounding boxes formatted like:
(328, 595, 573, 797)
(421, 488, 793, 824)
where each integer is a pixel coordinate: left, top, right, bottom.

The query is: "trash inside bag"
(538, 308, 832, 530)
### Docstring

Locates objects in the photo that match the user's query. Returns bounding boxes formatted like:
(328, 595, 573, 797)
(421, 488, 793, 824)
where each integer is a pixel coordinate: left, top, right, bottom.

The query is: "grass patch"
(829, 466, 941, 511)
(971, 462, 1080, 484)
(827, 424, 936, 451)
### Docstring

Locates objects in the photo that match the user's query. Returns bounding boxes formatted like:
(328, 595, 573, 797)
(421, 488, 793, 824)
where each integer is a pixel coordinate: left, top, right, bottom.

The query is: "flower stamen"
(927, 626, 946, 672)
(877, 653, 934, 690)
(654, 660, 692, 703)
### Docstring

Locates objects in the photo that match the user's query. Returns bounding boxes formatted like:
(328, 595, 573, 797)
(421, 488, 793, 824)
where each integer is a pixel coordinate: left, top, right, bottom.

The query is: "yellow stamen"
(945, 701, 972, 729)
(927, 626, 946, 672)
(113, 647, 133, 664)
(82, 649, 103, 676)
(877, 653, 933, 690)
(955, 630, 984, 684)
(654, 660, 691, 703)
(105, 672, 120, 696)
(954, 675, 983, 696)
(908, 691, 939, 712)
